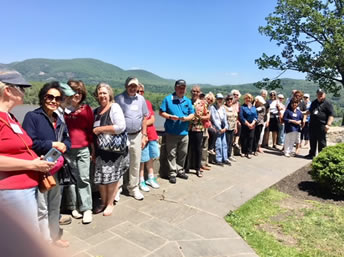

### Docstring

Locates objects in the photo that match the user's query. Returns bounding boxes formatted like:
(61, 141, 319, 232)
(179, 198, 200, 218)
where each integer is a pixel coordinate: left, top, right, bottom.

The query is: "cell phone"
(43, 148, 62, 162)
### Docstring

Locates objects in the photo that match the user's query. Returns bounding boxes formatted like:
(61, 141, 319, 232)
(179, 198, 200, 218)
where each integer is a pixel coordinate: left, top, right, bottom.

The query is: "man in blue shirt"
(159, 80, 194, 184)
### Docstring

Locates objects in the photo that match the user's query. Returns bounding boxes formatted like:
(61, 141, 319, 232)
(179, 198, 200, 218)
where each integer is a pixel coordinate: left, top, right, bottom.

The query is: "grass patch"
(225, 188, 344, 257)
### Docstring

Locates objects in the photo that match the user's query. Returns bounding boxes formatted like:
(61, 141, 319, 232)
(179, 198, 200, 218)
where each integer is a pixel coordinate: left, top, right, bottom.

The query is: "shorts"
(141, 140, 160, 163)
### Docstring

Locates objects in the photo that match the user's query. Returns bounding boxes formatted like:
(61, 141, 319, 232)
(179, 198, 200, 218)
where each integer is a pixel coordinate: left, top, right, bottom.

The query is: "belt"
(128, 130, 141, 135)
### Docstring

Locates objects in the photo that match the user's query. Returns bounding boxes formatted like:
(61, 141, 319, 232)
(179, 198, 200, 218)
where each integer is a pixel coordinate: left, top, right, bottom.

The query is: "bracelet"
(143, 134, 148, 137)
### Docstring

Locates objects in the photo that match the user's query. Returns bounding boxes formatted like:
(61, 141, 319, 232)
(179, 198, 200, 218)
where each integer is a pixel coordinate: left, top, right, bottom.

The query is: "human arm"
(325, 116, 334, 132)
(0, 156, 55, 173)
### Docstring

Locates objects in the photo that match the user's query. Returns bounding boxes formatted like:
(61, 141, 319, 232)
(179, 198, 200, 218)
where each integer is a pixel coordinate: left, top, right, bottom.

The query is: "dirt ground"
(273, 163, 344, 206)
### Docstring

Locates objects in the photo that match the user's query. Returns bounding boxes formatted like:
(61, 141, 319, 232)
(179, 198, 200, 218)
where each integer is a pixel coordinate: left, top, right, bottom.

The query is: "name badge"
(130, 105, 139, 111)
(93, 120, 100, 127)
(314, 110, 319, 115)
(292, 113, 297, 117)
(10, 123, 23, 134)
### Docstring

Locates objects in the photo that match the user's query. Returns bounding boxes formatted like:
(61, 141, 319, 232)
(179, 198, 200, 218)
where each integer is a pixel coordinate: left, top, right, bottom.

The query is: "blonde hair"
(205, 92, 215, 104)
(138, 83, 144, 90)
(244, 93, 254, 102)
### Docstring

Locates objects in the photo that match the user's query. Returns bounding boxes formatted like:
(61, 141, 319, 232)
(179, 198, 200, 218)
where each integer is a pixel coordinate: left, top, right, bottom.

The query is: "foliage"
(256, 0, 344, 95)
(226, 188, 344, 257)
(310, 143, 344, 195)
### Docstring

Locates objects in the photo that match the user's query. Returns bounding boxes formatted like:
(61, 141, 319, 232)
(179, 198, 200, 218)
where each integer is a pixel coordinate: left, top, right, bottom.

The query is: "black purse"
(58, 155, 77, 186)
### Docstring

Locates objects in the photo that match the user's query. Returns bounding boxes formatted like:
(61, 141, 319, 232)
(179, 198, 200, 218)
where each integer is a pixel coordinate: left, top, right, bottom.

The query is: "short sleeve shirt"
(190, 99, 208, 132)
(160, 93, 194, 135)
(309, 99, 334, 125)
(115, 92, 148, 133)
(145, 100, 159, 141)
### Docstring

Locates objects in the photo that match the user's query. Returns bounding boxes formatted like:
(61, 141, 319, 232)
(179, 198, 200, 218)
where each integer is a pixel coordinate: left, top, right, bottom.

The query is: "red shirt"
(145, 100, 158, 141)
(64, 105, 94, 148)
(0, 112, 39, 190)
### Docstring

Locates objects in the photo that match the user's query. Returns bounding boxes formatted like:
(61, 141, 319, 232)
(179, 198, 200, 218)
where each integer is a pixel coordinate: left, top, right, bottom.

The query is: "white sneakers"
(129, 188, 144, 201)
(82, 210, 93, 224)
(72, 209, 92, 224)
(139, 181, 150, 192)
(146, 178, 160, 189)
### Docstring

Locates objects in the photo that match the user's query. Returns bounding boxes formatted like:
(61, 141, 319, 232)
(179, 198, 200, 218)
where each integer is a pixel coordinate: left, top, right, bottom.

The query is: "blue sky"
(1, 0, 305, 85)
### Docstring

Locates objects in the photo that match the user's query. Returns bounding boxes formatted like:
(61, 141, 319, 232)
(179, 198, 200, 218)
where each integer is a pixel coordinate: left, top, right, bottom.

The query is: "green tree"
(255, 0, 344, 95)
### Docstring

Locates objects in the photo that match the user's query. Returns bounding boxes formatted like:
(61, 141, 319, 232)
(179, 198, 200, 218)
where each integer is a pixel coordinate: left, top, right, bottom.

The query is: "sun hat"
(59, 83, 76, 96)
(0, 70, 32, 87)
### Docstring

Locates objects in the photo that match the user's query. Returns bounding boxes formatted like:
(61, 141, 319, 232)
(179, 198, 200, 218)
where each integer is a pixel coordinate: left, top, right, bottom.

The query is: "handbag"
(58, 155, 77, 186)
(95, 105, 128, 153)
(0, 117, 56, 193)
(39, 173, 57, 193)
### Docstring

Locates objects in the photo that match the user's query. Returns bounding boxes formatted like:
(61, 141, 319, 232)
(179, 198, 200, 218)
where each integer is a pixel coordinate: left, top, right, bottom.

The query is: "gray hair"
(260, 89, 267, 95)
(231, 89, 241, 98)
(94, 82, 114, 102)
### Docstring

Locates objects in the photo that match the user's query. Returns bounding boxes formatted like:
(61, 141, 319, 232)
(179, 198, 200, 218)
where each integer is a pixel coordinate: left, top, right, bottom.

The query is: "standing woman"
(0, 71, 55, 231)
(63, 80, 94, 224)
(93, 83, 129, 216)
(210, 93, 230, 165)
(23, 81, 71, 247)
(252, 96, 266, 155)
(239, 93, 258, 159)
(223, 94, 237, 162)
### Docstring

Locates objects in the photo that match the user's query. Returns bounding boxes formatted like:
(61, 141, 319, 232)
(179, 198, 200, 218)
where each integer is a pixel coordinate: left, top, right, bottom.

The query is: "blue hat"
(59, 83, 75, 96)
(0, 70, 32, 87)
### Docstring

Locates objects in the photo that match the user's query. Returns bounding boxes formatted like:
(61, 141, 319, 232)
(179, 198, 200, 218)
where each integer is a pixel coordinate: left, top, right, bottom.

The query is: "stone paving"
(60, 148, 310, 257)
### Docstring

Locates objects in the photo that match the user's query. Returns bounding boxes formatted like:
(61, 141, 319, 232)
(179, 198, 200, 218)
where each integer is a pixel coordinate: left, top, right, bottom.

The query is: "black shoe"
(169, 176, 176, 184)
(223, 160, 232, 166)
(177, 173, 188, 180)
(214, 162, 224, 167)
(305, 154, 314, 160)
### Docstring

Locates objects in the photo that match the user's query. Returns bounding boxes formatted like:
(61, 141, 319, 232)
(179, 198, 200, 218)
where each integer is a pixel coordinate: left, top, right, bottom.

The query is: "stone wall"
(327, 126, 344, 145)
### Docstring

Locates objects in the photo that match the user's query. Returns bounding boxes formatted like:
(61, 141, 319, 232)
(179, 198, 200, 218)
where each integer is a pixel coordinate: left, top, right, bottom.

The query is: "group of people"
(0, 70, 335, 248)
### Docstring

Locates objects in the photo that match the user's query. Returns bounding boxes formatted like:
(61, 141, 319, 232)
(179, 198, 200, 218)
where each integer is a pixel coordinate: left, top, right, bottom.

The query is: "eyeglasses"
(303, 96, 308, 99)
(191, 90, 200, 93)
(44, 94, 62, 103)
(233, 94, 239, 96)
(137, 90, 144, 93)
(227, 98, 234, 101)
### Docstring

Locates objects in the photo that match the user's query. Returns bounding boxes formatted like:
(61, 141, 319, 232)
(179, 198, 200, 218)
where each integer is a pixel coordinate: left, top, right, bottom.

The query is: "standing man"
(305, 89, 334, 159)
(115, 77, 148, 200)
(159, 79, 194, 184)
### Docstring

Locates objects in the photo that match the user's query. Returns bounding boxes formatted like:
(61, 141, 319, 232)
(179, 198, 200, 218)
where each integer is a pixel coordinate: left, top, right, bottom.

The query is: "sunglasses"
(227, 98, 234, 101)
(137, 90, 144, 93)
(45, 94, 62, 103)
(233, 94, 239, 96)
(191, 90, 200, 93)
(9, 85, 25, 94)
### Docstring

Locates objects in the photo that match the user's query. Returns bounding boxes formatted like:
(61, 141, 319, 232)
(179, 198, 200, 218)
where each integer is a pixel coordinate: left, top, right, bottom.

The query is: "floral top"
(190, 99, 209, 132)
(224, 105, 238, 131)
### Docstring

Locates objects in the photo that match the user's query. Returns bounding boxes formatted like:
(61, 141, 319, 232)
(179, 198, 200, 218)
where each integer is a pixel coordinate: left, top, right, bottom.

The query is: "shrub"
(310, 143, 344, 195)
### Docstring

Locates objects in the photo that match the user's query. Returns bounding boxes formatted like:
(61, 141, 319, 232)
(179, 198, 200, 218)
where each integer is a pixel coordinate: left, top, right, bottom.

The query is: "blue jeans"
(215, 132, 228, 163)
(0, 187, 39, 232)
(37, 173, 62, 242)
(278, 123, 285, 145)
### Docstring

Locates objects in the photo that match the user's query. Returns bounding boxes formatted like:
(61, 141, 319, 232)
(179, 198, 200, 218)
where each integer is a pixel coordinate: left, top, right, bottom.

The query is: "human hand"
(32, 157, 56, 173)
(325, 125, 330, 132)
(52, 142, 67, 153)
(93, 127, 101, 135)
(169, 115, 179, 121)
(141, 136, 148, 149)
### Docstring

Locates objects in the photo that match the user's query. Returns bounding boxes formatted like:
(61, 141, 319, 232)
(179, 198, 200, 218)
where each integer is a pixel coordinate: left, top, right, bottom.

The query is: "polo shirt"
(115, 92, 148, 134)
(160, 93, 194, 135)
(309, 99, 334, 126)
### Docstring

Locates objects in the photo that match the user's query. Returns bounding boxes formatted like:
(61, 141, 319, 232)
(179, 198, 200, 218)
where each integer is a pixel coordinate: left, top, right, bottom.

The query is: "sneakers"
(114, 187, 122, 202)
(223, 160, 232, 166)
(284, 153, 291, 158)
(207, 149, 216, 155)
(177, 172, 188, 180)
(72, 210, 82, 219)
(82, 210, 93, 224)
(139, 181, 150, 192)
(129, 188, 144, 200)
(146, 177, 160, 189)
(228, 156, 236, 162)
(169, 176, 176, 184)
(59, 215, 72, 225)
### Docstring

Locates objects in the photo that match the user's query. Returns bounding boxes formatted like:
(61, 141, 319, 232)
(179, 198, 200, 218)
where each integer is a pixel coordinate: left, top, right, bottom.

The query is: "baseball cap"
(0, 70, 32, 87)
(216, 93, 224, 99)
(125, 77, 139, 87)
(59, 82, 76, 96)
(317, 88, 325, 94)
(277, 94, 284, 99)
(175, 79, 186, 87)
(304, 93, 310, 98)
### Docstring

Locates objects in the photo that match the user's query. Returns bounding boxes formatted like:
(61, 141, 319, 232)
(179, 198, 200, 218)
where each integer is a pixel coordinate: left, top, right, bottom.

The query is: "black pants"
(253, 124, 263, 153)
(309, 123, 327, 157)
(186, 131, 203, 170)
(240, 125, 255, 155)
(208, 127, 216, 151)
(225, 130, 234, 157)
(301, 122, 310, 140)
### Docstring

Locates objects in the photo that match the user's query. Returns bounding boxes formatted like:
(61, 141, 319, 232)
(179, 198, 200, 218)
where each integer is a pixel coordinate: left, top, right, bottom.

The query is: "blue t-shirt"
(283, 108, 303, 133)
(160, 93, 194, 135)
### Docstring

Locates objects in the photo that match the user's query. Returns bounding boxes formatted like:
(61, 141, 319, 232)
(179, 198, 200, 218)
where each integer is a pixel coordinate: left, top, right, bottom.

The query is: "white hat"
(216, 93, 224, 99)
(304, 93, 310, 98)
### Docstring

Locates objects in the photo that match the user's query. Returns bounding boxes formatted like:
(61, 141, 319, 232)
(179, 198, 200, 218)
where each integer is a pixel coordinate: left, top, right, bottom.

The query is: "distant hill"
(1, 58, 175, 88)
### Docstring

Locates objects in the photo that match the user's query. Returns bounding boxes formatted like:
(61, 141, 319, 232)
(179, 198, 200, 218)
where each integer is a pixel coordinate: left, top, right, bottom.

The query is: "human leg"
(127, 133, 142, 194)
(165, 133, 178, 178)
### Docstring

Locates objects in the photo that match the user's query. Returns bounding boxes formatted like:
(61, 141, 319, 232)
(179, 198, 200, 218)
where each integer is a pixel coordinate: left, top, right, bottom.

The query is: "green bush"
(310, 143, 344, 195)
